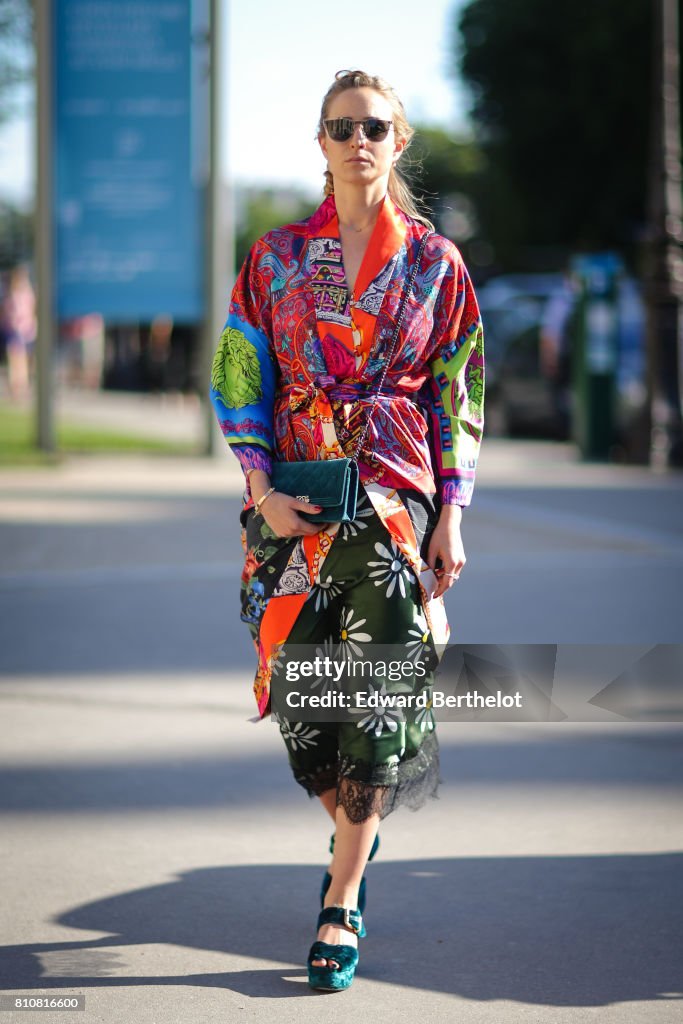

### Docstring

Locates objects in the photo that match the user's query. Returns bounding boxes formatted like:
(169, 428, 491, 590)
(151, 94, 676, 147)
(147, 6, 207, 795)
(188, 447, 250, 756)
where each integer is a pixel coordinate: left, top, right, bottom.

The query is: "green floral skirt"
(242, 487, 442, 823)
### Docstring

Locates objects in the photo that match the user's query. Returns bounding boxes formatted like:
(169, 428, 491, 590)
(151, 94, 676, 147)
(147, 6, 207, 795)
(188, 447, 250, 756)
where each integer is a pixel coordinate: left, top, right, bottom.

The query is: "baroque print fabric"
(211, 194, 484, 721)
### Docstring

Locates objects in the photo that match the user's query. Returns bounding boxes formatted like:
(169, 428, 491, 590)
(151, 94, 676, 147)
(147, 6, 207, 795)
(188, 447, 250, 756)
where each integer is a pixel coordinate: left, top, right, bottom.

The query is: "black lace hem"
(292, 729, 441, 823)
(293, 762, 339, 798)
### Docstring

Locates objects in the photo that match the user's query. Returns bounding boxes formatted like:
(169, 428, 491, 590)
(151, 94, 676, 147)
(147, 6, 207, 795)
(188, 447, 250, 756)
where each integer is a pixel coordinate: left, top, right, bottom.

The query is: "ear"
(392, 135, 407, 163)
(318, 132, 329, 162)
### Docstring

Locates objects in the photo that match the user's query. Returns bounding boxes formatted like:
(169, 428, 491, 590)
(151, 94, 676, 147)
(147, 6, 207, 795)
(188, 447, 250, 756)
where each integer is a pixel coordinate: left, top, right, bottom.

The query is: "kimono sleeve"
(210, 239, 277, 481)
(426, 248, 485, 507)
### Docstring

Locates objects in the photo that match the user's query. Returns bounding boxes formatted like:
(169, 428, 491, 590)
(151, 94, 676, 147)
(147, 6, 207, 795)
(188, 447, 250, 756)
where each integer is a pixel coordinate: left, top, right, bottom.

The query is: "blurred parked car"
(478, 274, 566, 435)
(478, 271, 646, 449)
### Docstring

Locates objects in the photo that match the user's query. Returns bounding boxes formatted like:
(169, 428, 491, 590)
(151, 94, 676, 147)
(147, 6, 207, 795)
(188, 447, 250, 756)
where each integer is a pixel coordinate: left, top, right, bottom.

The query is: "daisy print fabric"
(273, 492, 440, 821)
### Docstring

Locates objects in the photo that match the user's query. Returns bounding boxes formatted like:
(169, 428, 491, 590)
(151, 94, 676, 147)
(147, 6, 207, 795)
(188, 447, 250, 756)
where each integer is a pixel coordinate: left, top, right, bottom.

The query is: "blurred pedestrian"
(1, 265, 36, 400)
(145, 314, 173, 392)
(210, 69, 485, 991)
(59, 314, 105, 389)
(540, 270, 578, 434)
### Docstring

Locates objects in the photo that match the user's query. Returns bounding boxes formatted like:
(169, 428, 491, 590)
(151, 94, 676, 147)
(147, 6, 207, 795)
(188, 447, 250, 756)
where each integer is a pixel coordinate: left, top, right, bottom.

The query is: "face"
(319, 87, 406, 193)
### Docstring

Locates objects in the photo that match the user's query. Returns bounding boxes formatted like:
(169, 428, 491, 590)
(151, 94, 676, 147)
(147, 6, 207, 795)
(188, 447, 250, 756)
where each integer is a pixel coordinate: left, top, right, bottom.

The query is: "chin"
(340, 167, 380, 184)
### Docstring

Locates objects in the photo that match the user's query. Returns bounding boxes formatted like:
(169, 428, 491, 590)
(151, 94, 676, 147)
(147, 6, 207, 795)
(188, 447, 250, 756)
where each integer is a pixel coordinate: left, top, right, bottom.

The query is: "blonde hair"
(317, 69, 434, 230)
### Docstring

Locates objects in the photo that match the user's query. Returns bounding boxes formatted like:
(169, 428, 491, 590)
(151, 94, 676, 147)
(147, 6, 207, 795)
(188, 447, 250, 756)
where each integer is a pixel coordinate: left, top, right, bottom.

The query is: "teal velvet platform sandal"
(320, 832, 380, 913)
(307, 905, 366, 992)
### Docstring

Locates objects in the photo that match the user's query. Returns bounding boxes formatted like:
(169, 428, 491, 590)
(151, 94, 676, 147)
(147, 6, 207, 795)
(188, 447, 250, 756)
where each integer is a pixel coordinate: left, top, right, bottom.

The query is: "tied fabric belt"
(283, 376, 414, 414)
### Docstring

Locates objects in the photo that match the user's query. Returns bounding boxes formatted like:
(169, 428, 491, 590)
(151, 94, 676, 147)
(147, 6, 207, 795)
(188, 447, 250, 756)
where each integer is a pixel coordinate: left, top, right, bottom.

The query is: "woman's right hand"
(259, 490, 326, 537)
(249, 468, 325, 536)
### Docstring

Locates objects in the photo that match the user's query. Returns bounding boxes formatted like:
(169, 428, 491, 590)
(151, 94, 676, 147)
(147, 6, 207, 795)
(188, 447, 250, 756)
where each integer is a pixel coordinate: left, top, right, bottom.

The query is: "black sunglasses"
(324, 117, 393, 142)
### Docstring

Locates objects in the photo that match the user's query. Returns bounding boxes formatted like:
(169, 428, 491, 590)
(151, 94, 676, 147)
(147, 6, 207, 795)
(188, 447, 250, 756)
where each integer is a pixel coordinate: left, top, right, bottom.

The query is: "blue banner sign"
(53, 0, 206, 321)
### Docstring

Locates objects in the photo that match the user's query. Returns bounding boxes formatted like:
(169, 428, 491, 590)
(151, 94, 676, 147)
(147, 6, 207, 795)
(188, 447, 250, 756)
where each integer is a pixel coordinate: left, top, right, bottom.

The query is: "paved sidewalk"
(0, 439, 682, 1023)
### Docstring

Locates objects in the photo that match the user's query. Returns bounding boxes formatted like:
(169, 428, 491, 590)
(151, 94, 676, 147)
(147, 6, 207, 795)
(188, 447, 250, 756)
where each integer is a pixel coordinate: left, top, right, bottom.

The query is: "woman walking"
(210, 69, 484, 991)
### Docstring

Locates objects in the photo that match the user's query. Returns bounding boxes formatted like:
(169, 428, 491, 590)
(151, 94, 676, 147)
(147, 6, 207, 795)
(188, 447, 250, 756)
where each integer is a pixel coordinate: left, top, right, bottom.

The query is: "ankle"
(324, 886, 360, 910)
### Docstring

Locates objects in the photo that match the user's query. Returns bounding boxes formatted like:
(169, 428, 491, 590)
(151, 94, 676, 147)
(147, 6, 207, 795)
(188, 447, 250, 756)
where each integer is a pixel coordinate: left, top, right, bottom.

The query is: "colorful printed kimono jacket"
(210, 194, 484, 718)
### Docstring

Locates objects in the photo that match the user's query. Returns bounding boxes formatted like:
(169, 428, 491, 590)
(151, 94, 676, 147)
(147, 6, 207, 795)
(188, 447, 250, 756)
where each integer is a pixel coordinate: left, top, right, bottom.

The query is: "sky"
(224, 0, 472, 196)
(0, 0, 471, 206)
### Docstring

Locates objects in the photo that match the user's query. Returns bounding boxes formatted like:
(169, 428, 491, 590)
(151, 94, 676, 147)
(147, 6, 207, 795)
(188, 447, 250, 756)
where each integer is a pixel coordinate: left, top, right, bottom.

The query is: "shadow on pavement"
(0, 577, 254, 675)
(0, 854, 681, 1004)
(1, 731, 682, 813)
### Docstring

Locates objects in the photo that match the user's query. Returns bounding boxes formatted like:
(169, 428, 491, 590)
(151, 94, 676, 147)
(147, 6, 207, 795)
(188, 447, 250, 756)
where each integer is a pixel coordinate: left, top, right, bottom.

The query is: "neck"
(333, 183, 388, 233)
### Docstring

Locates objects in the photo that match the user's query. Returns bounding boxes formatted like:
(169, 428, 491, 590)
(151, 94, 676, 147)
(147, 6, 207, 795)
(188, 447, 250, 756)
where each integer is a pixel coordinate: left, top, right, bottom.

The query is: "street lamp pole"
(645, 0, 683, 468)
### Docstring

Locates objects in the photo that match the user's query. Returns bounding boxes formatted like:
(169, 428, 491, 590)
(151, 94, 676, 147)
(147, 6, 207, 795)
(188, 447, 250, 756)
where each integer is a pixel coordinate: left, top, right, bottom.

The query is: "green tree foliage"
(0, 0, 33, 125)
(410, 126, 488, 268)
(410, 126, 483, 200)
(0, 199, 32, 269)
(235, 188, 315, 269)
(454, 0, 654, 269)
(405, 124, 497, 272)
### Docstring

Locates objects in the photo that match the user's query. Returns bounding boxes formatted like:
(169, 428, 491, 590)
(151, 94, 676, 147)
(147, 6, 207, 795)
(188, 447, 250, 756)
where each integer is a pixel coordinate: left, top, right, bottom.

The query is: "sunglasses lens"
(326, 118, 354, 141)
(365, 118, 390, 140)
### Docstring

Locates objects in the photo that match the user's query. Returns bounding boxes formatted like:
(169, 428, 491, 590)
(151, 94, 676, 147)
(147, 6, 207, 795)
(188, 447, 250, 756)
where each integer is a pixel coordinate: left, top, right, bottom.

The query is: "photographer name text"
(284, 689, 524, 710)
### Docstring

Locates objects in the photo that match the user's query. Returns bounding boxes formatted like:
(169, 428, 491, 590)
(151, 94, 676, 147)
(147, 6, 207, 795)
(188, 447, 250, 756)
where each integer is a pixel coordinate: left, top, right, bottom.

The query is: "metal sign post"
(201, 0, 233, 455)
(34, 0, 55, 452)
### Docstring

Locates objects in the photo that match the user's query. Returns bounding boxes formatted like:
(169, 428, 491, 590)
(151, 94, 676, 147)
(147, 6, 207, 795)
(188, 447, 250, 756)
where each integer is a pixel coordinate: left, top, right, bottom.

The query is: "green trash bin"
(570, 253, 622, 460)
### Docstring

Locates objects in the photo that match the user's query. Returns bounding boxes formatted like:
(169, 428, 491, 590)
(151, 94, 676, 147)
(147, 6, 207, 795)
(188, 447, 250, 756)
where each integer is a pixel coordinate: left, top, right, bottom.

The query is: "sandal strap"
(308, 941, 359, 971)
(317, 905, 366, 937)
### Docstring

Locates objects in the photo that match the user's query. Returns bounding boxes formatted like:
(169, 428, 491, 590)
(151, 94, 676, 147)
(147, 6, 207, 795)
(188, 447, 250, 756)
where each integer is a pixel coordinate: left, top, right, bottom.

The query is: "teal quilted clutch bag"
(271, 458, 359, 523)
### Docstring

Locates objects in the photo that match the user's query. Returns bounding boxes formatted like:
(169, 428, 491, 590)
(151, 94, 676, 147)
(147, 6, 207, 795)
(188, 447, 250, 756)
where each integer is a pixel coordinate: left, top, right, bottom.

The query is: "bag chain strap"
(351, 231, 432, 461)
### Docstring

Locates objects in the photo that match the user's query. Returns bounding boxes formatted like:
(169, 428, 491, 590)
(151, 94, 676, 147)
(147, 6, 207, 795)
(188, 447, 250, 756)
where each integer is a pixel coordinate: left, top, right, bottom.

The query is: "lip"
(346, 157, 371, 164)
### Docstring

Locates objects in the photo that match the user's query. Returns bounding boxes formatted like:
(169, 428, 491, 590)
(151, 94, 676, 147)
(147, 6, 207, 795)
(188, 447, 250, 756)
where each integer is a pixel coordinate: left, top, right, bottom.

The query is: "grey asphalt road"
(0, 438, 682, 1024)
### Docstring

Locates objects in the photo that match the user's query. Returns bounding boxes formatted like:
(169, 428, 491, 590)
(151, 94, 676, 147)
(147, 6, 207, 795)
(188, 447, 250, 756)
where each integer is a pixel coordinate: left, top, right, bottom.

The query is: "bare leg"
(319, 788, 336, 822)
(318, 788, 336, 880)
(7, 345, 30, 401)
(311, 781, 381, 969)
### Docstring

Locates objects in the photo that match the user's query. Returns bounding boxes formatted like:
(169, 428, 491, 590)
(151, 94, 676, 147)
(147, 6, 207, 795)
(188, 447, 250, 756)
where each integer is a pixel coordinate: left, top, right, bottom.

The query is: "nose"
(350, 123, 368, 146)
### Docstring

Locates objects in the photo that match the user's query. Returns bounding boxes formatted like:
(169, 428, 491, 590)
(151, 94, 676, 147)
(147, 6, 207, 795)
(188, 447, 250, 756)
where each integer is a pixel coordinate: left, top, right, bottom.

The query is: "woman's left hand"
(427, 504, 466, 599)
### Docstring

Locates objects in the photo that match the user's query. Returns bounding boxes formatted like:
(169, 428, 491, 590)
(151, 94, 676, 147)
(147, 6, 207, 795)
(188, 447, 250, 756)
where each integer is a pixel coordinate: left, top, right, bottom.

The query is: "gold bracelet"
(253, 486, 275, 516)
